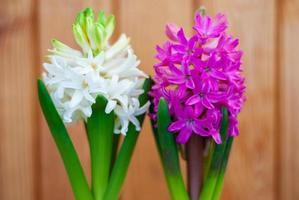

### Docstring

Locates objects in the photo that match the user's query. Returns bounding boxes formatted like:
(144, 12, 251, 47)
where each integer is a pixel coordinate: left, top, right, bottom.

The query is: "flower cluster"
(150, 11, 245, 144)
(43, 8, 149, 134)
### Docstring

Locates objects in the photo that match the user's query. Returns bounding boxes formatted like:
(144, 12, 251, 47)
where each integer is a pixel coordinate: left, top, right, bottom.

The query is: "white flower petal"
(69, 91, 83, 108)
(105, 34, 130, 60)
(105, 100, 117, 114)
(129, 116, 140, 131)
(134, 101, 150, 116)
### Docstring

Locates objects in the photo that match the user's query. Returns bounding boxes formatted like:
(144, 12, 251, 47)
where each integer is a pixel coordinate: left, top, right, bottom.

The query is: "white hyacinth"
(42, 9, 149, 135)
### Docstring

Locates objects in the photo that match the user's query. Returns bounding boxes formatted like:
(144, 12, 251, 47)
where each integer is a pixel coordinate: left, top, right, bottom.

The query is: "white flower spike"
(43, 8, 149, 135)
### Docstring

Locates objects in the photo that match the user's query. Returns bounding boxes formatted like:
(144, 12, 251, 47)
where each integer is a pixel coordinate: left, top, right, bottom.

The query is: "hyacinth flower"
(150, 7, 245, 200)
(38, 8, 151, 200)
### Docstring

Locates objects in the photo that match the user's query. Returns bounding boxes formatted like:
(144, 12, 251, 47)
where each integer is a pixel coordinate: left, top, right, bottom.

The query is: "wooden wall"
(1, 0, 298, 199)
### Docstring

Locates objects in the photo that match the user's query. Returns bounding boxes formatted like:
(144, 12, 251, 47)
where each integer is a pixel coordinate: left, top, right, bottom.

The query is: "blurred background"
(1, 0, 298, 199)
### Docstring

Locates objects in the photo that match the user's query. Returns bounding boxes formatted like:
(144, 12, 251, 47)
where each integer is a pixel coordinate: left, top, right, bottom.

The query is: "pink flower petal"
(168, 120, 186, 132)
(186, 95, 201, 105)
(211, 130, 222, 144)
(186, 78, 195, 89)
(176, 127, 193, 144)
(165, 23, 180, 42)
(202, 97, 214, 109)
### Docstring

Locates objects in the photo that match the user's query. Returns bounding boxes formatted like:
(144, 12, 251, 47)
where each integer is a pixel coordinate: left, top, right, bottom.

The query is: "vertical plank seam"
(31, 0, 42, 198)
(275, 0, 283, 199)
(112, 0, 121, 43)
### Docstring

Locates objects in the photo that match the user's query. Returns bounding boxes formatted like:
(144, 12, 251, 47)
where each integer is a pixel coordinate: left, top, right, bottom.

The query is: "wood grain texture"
(118, 1, 193, 199)
(38, 1, 112, 199)
(1, 0, 299, 199)
(0, 0, 38, 199)
(279, 0, 299, 199)
(197, 1, 276, 199)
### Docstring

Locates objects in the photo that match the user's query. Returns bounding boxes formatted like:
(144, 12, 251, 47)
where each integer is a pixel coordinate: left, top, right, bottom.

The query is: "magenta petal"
(168, 120, 186, 132)
(211, 70, 227, 80)
(194, 104, 204, 116)
(192, 121, 209, 136)
(168, 77, 185, 84)
(177, 29, 188, 45)
(188, 35, 198, 49)
(165, 23, 180, 42)
(176, 127, 192, 144)
(211, 130, 222, 144)
(202, 97, 214, 109)
(186, 95, 201, 105)
(186, 78, 195, 89)
(173, 44, 186, 52)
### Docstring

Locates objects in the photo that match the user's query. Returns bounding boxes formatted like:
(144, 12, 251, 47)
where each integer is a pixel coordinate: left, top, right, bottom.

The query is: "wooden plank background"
(0, 0, 298, 199)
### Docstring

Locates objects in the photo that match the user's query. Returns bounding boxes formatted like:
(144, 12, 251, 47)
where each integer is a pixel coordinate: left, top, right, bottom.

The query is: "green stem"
(37, 80, 93, 200)
(156, 98, 189, 200)
(199, 107, 229, 200)
(86, 96, 114, 200)
(187, 135, 204, 200)
(211, 137, 234, 200)
(103, 78, 151, 200)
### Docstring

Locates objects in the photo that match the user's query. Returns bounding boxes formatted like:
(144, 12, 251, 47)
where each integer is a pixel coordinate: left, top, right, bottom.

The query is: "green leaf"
(155, 98, 189, 200)
(203, 140, 215, 182)
(199, 107, 229, 200)
(86, 95, 114, 200)
(103, 78, 151, 200)
(149, 94, 162, 157)
(37, 80, 93, 200)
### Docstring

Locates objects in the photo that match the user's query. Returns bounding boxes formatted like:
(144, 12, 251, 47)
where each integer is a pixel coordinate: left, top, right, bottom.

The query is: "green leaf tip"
(91, 95, 108, 110)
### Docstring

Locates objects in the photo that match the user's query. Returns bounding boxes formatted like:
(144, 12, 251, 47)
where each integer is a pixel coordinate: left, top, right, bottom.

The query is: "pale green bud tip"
(83, 8, 94, 18)
(51, 39, 61, 46)
(105, 15, 115, 40)
(72, 24, 87, 44)
(51, 39, 69, 49)
(97, 11, 107, 25)
(74, 8, 94, 28)
(75, 12, 85, 26)
(106, 15, 115, 27)
(94, 23, 105, 46)
(198, 6, 206, 16)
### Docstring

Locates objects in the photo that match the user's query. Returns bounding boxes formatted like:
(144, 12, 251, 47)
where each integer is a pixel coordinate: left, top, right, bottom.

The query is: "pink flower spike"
(150, 10, 245, 144)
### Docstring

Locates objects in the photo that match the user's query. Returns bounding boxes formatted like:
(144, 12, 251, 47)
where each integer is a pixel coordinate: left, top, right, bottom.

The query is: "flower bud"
(104, 15, 115, 42)
(72, 24, 90, 53)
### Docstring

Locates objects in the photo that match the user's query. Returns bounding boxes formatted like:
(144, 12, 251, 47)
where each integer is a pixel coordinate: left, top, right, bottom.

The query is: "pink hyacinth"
(150, 11, 245, 144)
